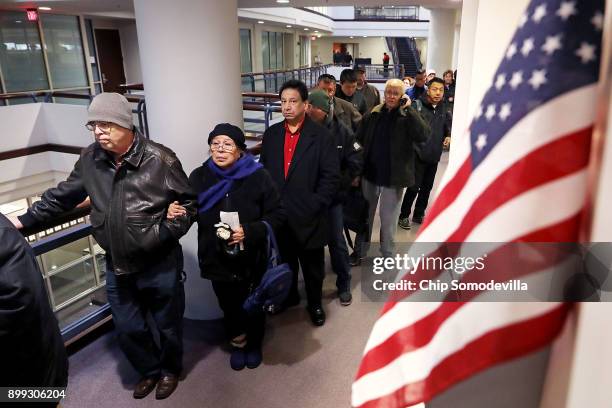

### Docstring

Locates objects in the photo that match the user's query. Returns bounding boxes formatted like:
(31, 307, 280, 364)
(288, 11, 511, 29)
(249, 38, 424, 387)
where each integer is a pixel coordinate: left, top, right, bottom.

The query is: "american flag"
(352, 0, 606, 407)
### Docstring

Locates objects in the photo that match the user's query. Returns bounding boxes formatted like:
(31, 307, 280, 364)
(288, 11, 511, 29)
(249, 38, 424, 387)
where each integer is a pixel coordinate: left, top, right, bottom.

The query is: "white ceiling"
(0, 0, 461, 17)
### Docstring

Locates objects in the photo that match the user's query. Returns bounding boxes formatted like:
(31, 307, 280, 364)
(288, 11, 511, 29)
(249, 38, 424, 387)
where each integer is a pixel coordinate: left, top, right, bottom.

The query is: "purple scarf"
(197, 154, 262, 214)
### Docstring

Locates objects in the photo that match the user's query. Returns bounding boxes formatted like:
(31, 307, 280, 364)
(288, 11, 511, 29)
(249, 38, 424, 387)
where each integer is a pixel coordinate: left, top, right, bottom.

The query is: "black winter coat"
(357, 103, 430, 188)
(0, 214, 68, 387)
(260, 116, 340, 249)
(190, 162, 285, 282)
(326, 117, 363, 204)
(413, 97, 452, 164)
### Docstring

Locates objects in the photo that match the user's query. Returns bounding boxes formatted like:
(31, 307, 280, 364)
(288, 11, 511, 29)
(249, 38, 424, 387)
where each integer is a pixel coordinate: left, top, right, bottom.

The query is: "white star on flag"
(495, 74, 506, 90)
(556, 1, 576, 20)
(575, 42, 596, 64)
(542, 34, 562, 55)
(506, 43, 518, 60)
(485, 104, 497, 121)
(499, 103, 512, 121)
(509, 71, 523, 89)
(528, 69, 547, 89)
(591, 12, 603, 31)
(532, 4, 547, 23)
(521, 37, 535, 57)
(475, 134, 487, 151)
(475, 105, 483, 119)
(519, 12, 529, 28)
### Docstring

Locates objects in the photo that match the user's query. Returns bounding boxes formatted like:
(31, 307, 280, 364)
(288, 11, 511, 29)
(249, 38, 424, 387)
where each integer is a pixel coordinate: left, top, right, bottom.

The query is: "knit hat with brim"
(87, 92, 133, 130)
(308, 89, 330, 113)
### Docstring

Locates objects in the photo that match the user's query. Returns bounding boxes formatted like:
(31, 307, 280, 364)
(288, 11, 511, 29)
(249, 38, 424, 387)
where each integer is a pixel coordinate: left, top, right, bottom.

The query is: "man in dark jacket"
(306, 89, 362, 306)
(10, 93, 197, 400)
(351, 79, 429, 264)
(0, 213, 68, 405)
(260, 80, 340, 326)
(317, 74, 362, 132)
(336, 68, 368, 115)
(399, 77, 451, 230)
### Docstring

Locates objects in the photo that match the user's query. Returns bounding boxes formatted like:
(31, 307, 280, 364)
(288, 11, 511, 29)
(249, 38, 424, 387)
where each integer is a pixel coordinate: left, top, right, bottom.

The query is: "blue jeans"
(327, 203, 351, 292)
(105, 245, 185, 378)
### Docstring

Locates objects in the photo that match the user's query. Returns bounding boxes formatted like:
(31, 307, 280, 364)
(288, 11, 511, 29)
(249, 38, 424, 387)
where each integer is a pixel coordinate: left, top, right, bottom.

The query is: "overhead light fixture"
(15, 20, 22, 23)
(304, 28, 309, 31)
(286, 24, 292, 28)
(38, 6, 52, 10)
(314, 30, 319, 33)
(363, 35, 368, 38)
(317, 34, 322, 38)
(276, 0, 290, 3)
(350, 36, 354, 39)
(257, 20, 264, 24)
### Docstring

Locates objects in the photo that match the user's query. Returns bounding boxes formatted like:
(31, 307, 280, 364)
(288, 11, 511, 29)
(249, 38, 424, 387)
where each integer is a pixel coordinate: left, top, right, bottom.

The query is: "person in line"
(406, 69, 427, 101)
(355, 67, 381, 114)
(425, 69, 437, 84)
(317, 73, 362, 132)
(382, 52, 390, 77)
(0, 213, 68, 408)
(259, 80, 339, 326)
(442, 69, 456, 105)
(306, 89, 362, 306)
(350, 79, 429, 266)
(336, 68, 368, 115)
(10, 93, 196, 400)
(399, 77, 451, 230)
(167, 123, 285, 371)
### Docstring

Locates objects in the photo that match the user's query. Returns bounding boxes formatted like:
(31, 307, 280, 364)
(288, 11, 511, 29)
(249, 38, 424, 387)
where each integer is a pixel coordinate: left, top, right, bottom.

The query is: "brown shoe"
(133, 376, 159, 399)
(155, 374, 179, 400)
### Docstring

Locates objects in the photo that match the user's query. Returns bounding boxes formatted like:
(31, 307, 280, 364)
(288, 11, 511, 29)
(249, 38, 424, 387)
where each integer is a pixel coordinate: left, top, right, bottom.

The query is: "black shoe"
(412, 215, 424, 224)
(133, 376, 159, 399)
(230, 348, 246, 370)
(245, 347, 263, 369)
(155, 374, 179, 400)
(307, 305, 326, 326)
(349, 252, 362, 267)
(339, 291, 353, 306)
(398, 217, 411, 230)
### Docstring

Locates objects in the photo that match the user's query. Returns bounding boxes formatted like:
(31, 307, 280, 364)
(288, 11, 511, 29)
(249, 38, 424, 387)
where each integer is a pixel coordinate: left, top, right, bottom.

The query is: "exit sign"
(26, 9, 38, 21)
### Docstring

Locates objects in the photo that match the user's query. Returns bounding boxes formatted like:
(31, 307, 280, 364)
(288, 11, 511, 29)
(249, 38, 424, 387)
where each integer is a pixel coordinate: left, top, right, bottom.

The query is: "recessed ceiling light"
(286, 24, 292, 28)
(15, 20, 22, 23)
(38, 6, 52, 10)
(304, 28, 309, 31)
(276, 0, 290, 3)
(350, 36, 354, 39)
(363, 35, 368, 38)
(314, 30, 319, 33)
(317, 34, 322, 38)
(257, 20, 264, 24)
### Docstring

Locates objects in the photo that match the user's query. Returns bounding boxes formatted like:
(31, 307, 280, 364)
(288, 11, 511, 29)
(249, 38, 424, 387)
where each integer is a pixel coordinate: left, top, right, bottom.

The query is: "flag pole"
(580, 1, 612, 243)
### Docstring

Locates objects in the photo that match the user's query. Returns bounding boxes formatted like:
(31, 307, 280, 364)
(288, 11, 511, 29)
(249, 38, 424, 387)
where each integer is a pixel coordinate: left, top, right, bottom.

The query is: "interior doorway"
(94, 29, 126, 93)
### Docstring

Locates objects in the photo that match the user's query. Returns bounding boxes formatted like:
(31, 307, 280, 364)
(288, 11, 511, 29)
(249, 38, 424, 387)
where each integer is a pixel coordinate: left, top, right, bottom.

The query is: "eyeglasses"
(210, 142, 237, 152)
(85, 121, 113, 132)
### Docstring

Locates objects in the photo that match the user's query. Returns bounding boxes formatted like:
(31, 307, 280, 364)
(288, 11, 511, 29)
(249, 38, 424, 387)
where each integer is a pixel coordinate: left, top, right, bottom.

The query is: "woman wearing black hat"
(167, 123, 285, 370)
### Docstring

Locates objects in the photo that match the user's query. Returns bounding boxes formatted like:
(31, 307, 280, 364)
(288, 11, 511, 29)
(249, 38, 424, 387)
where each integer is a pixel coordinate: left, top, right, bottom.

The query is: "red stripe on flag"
(354, 303, 572, 408)
(445, 128, 592, 242)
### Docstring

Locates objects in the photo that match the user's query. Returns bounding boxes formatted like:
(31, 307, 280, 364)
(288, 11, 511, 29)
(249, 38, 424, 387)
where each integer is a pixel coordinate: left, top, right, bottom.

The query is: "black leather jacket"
(19, 133, 197, 275)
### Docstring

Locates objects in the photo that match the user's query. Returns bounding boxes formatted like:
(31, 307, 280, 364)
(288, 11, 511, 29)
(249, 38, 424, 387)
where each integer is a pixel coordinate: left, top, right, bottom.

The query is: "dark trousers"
(105, 247, 185, 378)
(211, 280, 265, 349)
(327, 203, 351, 292)
(278, 230, 325, 308)
(400, 158, 439, 219)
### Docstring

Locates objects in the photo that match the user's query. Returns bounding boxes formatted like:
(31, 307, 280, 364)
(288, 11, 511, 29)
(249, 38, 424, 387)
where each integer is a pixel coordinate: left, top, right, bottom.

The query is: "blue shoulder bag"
(243, 221, 292, 314)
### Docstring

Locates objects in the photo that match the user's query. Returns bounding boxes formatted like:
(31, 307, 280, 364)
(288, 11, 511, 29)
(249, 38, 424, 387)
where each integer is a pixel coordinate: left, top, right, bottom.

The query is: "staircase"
(391, 37, 422, 77)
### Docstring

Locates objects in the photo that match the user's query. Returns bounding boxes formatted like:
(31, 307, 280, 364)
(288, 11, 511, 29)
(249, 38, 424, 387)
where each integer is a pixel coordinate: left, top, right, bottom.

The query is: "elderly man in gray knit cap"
(10, 92, 197, 400)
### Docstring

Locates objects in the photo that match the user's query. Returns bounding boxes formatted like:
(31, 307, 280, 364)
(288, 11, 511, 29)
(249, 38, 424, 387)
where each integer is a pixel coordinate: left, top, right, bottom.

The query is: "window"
(262, 31, 284, 71)
(0, 11, 49, 92)
(239, 29, 252, 73)
(40, 14, 88, 89)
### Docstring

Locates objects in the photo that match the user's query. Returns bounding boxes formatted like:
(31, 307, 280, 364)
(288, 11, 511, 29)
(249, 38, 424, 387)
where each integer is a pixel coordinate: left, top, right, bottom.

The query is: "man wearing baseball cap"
(306, 89, 362, 306)
(10, 92, 197, 400)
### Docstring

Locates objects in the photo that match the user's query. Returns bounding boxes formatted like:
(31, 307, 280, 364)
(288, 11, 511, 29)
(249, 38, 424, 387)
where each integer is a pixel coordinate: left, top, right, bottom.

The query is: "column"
(134, 0, 243, 319)
(425, 8, 457, 74)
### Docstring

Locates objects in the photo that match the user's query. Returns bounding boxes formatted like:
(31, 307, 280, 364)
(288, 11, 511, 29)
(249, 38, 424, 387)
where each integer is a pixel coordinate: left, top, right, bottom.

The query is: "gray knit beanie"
(87, 92, 133, 130)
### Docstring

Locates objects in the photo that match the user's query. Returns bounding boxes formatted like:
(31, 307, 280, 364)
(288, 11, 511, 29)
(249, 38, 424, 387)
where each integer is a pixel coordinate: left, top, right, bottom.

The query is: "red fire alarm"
(26, 9, 39, 21)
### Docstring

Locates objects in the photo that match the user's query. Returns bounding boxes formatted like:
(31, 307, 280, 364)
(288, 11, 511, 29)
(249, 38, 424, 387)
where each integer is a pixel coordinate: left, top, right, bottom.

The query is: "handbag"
(243, 221, 292, 314)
